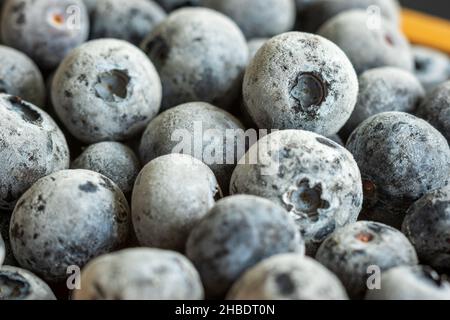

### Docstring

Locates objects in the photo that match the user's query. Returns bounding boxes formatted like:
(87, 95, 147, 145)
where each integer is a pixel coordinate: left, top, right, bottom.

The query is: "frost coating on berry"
(1, 0, 89, 70)
(10, 170, 130, 281)
(318, 10, 413, 74)
(139, 101, 245, 192)
(89, 0, 166, 46)
(342, 67, 425, 138)
(346, 112, 450, 228)
(247, 38, 268, 61)
(0, 94, 70, 211)
(298, 0, 400, 32)
(186, 195, 304, 299)
(230, 130, 363, 255)
(402, 185, 450, 270)
(366, 265, 450, 300)
(316, 221, 418, 299)
(52, 39, 162, 143)
(416, 81, 450, 143)
(243, 32, 358, 136)
(132, 154, 220, 252)
(199, 0, 296, 39)
(0, 266, 56, 300)
(0, 45, 46, 108)
(412, 46, 450, 92)
(72, 142, 141, 194)
(227, 254, 348, 300)
(141, 8, 248, 110)
(73, 248, 204, 300)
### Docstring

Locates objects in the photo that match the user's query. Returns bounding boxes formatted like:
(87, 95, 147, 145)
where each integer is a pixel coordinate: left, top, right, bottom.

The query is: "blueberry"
(412, 46, 450, 92)
(186, 195, 304, 298)
(341, 67, 425, 139)
(1, 0, 89, 70)
(73, 248, 204, 300)
(366, 265, 450, 300)
(139, 101, 245, 192)
(199, 0, 296, 39)
(318, 10, 413, 74)
(346, 112, 450, 228)
(227, 254, 349, 300)
(0, 94, 70, 210)
(247, 38, 268, 60)
(0, 45, 46, 108)
(52, 39, 162, 143)
(298, 0, 400, 33)
(402, 185, 450, 271)
(89, 0, 166, 46)
(154, 0, 200, 12)
(0, 265, 56, 300)
(416, 81, 450, 143)
(10, 169, 130, 282)
(72, 142, 141, 194)
(141, 8, 248, 110)
(132, 154, 221, 252)
(243, 32, 358, 136)
(316, 221, 418, 299)
(231, 130, 363, 255)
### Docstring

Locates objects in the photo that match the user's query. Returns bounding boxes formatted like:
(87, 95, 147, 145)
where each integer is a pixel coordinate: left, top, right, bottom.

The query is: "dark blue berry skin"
(1, 0, 89, 70)
(316, 221, 418, 299)
(341, 67, 425, 140)
(416, 81, 450, 144)
(186, 195, 304, 299)
(402, 185, 450, 271)
(346, 112, 450, 228)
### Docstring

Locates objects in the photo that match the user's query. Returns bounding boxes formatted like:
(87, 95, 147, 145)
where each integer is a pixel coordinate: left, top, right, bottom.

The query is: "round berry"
(89, 0, 166, 45)
(52, 39, 162, 143)
(231, 130, 363, 255)
(0, 94, 69, 211)
(186, 195, 304, 298)
(316, 221, 418, 299)
(0, 45, 46, 108)
(10, 170, 130, 281)
(132, 154, 221, 252)
(341, 67, 425, 138)
(139, 101, 245, 192)
(1, 0, 89, 70)
(402, 185, 450, 270)
(346, 112, 450, 228)
(73, 248, 204, 300)
(141, 8, 248, 110)
(412, 45, 450, 92)
(0, 265, 56, 300)
(318, 10, 413, 74)
(243, 32, 358, 135)
(228, 254, 348, 300)
(72, 142, 141, 194)
(199, 0, 296, 39)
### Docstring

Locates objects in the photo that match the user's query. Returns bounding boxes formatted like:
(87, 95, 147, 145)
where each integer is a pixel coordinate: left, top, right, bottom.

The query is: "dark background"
(400, 0, 450, 19)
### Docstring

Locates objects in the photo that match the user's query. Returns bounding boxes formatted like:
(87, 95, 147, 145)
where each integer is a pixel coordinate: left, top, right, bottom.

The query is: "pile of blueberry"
(0, 0, 450, 300)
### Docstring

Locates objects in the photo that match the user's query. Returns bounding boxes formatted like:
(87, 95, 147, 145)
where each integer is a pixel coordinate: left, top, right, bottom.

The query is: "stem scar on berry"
(355, 232, 374, 243)
(0, 271, 31, 299)
(290, 72, 328, 116)
(94, 69, 130, 102)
